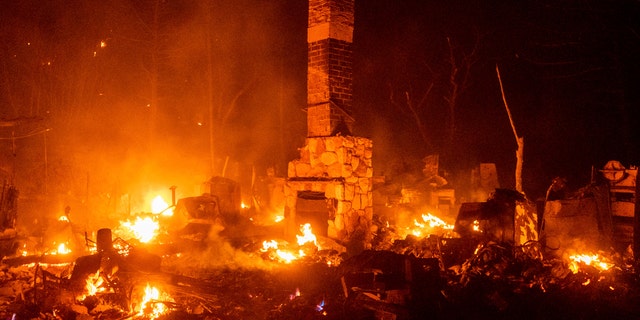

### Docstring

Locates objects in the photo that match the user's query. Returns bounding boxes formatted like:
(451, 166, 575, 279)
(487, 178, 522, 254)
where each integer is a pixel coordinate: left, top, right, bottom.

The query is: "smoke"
(163, 224, 277, 276)
(0, 0, 310, 233)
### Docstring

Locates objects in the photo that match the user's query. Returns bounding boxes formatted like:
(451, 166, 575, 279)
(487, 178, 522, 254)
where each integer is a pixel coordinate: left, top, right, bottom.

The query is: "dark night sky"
(352, 0, 640, 197)
(1, 0, 639, 204)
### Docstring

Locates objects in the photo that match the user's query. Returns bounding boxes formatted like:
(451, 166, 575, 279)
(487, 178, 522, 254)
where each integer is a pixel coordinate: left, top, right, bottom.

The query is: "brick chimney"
(306, 0, 355, 137)
(285, 0, 373, 255)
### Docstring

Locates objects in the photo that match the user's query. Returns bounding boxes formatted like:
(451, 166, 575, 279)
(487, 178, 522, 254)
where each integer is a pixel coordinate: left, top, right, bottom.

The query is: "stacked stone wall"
(286, 136, 372, 244)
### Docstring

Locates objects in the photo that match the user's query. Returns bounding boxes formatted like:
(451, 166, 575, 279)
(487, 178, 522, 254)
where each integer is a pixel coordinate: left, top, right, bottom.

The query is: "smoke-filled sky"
(1, 0, 639, 211)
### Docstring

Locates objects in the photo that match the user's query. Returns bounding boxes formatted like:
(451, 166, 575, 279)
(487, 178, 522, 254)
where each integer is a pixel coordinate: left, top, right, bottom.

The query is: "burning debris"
(2, 177, 640, 319)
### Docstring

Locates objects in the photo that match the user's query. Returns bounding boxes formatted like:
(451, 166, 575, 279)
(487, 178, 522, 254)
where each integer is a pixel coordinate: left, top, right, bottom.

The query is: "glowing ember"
(274, 215, 284, 223)
(568, 253, 613, 274)
(151, 195, 173, 216)
(138, 283, 173, 318)
(472, 220, 481, 232)
(58, 215, 70, 222)
(119, 216, 159, 243)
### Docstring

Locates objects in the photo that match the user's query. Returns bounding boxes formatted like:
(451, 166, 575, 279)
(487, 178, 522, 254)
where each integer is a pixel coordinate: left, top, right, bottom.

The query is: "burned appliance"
(454, 188, 538, 246)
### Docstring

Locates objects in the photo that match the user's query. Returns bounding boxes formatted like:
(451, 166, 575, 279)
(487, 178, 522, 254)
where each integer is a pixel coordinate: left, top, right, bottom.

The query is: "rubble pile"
(1, 232, 640, 319)
(2, 163, 640, 319)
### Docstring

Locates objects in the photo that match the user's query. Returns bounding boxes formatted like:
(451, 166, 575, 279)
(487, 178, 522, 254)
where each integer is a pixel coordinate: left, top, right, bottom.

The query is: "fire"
(276, 250, 299, 264)
(78, 271, 107, 300)
(296, 223, 317, 246)
(114, 195, 174, 243)
(568, 253, 613, 274)
(274, 215, 284, 223)
(55, 242, 71, 255)
(404, 212, 454, 237)
(261, 240, 302, 264)
(420, 213, 454, 229)
(138, 283, 173, 318)
(261, 224, 319, 264)
(151, 195, 173, 216)
(119, 216, 159, 243)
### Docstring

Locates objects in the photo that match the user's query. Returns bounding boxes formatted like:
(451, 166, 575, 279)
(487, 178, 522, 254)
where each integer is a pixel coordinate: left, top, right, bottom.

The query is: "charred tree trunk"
(496, 65, 523, 193)
(634, 169, 640, 263)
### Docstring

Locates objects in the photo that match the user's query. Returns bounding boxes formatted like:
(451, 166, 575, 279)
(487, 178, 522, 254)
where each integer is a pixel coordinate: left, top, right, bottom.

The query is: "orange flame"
(151, 195, 173, 216)
(568, 253, 613, 274)
(261, 224, 319, 264)
(404, 212, 454, 237)
(76, 271, 106, 301)
(138, 283, 173, 318)
(118, 216, 159, 243)
(55, 242, 71, 255)
(87, 271, 105, 295)
(296, 223, 317, 246)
